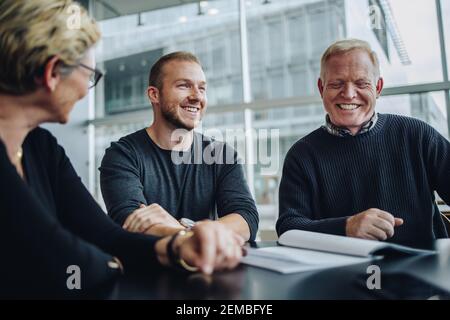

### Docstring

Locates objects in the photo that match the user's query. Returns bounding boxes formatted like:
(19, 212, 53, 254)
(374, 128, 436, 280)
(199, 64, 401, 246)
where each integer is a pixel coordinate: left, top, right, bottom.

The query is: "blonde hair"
(320, 39, 380, 81)
(0, 0, 100, 95)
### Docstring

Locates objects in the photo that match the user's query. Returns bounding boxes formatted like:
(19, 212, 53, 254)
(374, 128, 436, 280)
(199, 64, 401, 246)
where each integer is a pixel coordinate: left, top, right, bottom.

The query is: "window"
(378, 92, 448, 138)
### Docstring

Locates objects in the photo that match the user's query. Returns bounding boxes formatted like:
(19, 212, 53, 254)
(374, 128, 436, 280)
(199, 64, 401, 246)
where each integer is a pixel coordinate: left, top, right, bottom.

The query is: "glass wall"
(95, 0, 242, 117)
(348, 0, 443, 86)
(92, 0, 450, 236)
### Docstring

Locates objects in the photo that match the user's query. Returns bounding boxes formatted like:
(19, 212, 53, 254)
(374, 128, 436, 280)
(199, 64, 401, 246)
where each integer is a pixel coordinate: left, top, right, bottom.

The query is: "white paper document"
(278, 230, 436, 257)
(242, 246, 372, 274)
(241, 230, 436, 274)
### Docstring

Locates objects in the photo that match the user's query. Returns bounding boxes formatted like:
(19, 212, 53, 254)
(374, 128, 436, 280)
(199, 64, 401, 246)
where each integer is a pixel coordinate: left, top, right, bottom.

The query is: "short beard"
(160, 102, 195, 131)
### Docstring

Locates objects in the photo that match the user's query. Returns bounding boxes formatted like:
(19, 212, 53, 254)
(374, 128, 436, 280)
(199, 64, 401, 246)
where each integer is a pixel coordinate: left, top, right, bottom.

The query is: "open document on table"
(241, 230, 436, 274)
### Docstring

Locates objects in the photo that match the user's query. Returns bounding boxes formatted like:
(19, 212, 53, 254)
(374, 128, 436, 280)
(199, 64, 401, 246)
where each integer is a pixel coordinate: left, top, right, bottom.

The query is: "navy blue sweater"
(277, 113, 449, 248)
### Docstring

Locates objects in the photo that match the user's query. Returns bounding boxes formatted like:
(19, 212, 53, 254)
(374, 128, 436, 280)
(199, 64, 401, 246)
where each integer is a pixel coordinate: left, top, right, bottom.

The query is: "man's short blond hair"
(319, 39, 381, 81)
(0, 0, 100, 95)
(149, 51, 202, 90)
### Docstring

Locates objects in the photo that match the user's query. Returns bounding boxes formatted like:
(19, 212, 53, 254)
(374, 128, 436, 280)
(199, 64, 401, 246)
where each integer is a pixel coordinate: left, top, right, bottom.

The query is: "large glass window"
(95, 0, 242, 117)
(378, 92, 448, 138)
(441, 0, 450, 80)
(247, 0, 443, 101)
(348, 0, 443, 86)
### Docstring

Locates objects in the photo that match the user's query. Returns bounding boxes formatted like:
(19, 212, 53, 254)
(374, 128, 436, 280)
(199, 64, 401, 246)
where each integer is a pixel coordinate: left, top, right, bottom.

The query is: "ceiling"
(91, 0, 207, 20)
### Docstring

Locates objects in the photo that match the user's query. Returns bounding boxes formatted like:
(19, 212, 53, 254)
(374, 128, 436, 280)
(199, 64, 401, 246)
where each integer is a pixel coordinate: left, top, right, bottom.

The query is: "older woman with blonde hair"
(0, 0, 244, 298)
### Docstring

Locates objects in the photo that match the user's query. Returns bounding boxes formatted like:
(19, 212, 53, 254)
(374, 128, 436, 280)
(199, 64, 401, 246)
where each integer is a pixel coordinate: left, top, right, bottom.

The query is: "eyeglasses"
(78, 63, 103, 89)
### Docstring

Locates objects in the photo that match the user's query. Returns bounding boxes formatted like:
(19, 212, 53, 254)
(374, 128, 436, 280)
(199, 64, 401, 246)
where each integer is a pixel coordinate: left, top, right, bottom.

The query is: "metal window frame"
(436, 0, 450, 137)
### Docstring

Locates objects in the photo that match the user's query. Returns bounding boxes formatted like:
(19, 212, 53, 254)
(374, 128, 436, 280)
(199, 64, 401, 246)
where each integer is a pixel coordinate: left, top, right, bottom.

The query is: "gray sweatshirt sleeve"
(99, 141, 147, 226)
(215, 143, 259, 241)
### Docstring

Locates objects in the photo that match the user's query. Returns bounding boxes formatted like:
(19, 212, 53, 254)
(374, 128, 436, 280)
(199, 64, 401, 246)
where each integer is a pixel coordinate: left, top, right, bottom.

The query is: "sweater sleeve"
(0, 142, 119, 299)
(277, 143, 348, 237)
(99, 140, 147, 226)
(215, 143, 259, 241)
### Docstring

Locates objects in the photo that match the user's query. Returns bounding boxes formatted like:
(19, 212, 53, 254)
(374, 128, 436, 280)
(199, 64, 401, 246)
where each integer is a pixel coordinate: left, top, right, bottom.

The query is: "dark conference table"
(109, 241, 450, 300)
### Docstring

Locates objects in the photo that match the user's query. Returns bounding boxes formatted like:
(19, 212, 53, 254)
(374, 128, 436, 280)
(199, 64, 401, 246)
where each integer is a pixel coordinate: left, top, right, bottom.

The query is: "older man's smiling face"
(318, 49, 383, 135)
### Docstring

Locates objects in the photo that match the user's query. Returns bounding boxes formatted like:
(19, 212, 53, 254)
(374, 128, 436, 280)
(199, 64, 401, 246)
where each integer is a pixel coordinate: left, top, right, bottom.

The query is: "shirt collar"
(322, 112, 378, 137)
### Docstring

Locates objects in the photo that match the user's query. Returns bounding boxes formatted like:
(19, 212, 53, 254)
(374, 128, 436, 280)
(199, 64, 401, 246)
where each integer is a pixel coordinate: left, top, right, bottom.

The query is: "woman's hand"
(155, 220, 245, 274)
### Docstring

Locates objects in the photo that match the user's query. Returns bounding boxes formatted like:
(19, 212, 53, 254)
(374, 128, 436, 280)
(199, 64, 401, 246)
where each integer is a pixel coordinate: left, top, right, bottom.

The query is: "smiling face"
(318, 49, 383, 134)
(152, 60, 207, 131)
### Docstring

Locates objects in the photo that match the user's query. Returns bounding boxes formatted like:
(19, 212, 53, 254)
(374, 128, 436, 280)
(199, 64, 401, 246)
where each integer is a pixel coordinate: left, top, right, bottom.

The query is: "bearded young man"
(100, 52, 258, 241)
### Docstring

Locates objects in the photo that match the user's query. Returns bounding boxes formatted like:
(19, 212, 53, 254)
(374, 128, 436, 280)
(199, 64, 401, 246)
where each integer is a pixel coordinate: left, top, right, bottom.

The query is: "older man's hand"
(346, 208, 403, 241)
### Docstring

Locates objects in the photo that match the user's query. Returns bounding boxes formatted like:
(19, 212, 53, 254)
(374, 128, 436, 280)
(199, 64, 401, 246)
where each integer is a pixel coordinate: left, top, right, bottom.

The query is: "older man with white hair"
(277, 39, 449, 248)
